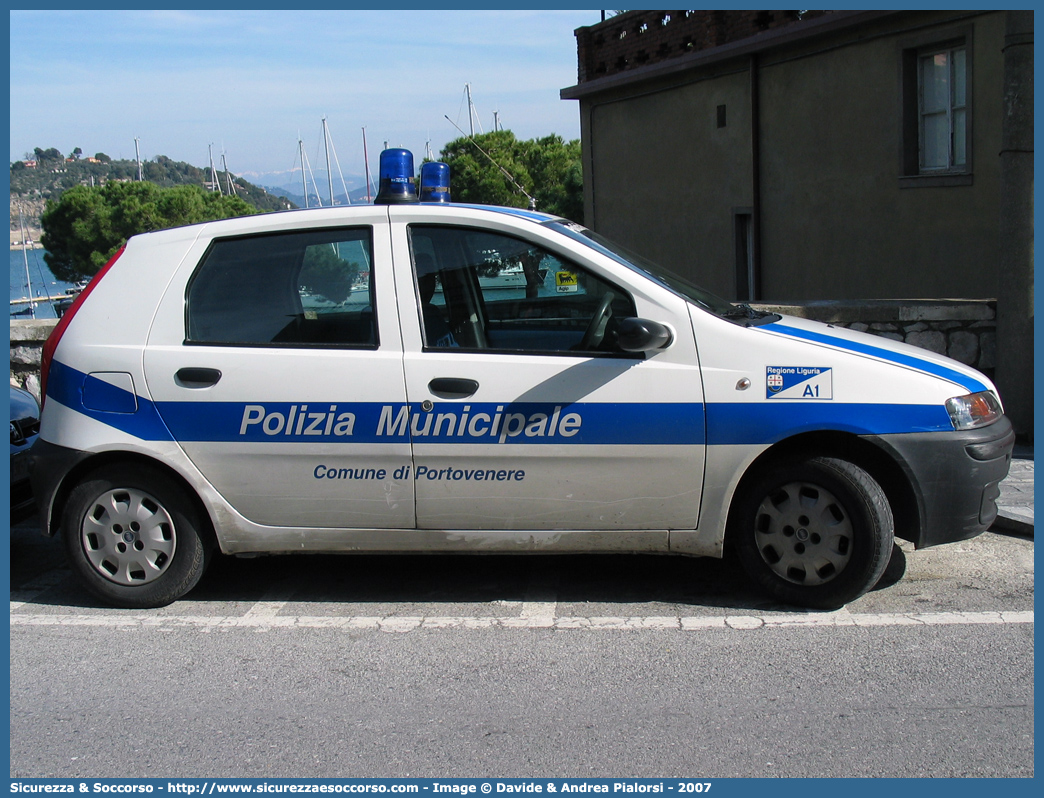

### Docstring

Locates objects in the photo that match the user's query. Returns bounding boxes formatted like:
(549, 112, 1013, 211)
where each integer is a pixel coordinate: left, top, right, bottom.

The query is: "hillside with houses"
(10, 147, 294, 247)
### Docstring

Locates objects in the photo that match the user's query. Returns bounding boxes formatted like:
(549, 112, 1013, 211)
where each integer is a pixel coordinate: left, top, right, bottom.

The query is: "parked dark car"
(10, 384, 40, 522)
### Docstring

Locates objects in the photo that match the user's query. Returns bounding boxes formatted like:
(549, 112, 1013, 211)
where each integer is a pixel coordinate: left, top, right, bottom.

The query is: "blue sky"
(9, 9, 600, 190)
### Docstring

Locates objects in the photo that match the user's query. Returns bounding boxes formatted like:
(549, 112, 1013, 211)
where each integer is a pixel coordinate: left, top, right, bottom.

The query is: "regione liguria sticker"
(766, 366, 833, 399)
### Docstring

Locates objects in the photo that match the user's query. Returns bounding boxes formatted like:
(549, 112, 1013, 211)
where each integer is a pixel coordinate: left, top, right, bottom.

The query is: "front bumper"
(870, 415, 1015, 548)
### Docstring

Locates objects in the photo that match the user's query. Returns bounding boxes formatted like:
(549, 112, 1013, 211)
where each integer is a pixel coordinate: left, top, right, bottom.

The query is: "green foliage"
(300, 244, 358, 305)
(438, 131, 583, 224)
(41, 182, 257, 282)
(33, 147, 63, 163)
(522, 134, 584, 225)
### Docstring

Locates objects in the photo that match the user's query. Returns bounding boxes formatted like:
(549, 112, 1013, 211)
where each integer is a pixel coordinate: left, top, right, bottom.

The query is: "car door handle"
(175, 367, 222, 388)
(428, 378, 479, 399)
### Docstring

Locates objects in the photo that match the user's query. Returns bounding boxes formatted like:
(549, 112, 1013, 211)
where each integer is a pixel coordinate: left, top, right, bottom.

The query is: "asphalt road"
(8, 516, 1034, 779)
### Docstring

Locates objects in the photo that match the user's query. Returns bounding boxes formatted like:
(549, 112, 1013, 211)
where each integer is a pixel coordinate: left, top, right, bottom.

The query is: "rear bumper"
(28, 438, 94, 537)
(869, 415, 1015, 548)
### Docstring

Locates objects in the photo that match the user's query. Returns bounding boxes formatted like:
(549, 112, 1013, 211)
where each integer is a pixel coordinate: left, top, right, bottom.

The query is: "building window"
(919, 46, 967, 172)
(899, 27, 972, 187)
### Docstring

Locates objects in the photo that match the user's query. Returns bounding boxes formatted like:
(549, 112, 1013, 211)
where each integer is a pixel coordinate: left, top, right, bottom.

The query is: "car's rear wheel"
(730, 456, 894, 609)
(61, 464, 212, 608)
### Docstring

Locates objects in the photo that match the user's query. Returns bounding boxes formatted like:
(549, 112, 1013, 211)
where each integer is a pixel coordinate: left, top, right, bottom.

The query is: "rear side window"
(186, 228, 375, 347)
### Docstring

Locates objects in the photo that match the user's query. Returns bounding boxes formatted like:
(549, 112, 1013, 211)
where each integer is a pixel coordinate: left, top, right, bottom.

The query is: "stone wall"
(10, 319, 56, 399)
(750, 299, 997, 376)
(10, 298, 997, 401)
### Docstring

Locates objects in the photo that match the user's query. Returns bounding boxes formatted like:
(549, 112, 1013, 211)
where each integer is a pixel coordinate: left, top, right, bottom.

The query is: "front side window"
(920, 46, 967, 171)
(409, 226, 636, 355)
(187, 228, 375, 347)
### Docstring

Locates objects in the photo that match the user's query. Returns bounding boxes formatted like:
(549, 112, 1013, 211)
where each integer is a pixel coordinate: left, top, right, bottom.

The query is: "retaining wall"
(10, 319, 55, 399)
(750, 299, 997, 376)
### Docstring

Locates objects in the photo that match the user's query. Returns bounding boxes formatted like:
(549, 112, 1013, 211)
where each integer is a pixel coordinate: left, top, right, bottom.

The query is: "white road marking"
(519, 570, 559, 623)
(9, 609, 1033, 632)
(241, 576, 300, 618)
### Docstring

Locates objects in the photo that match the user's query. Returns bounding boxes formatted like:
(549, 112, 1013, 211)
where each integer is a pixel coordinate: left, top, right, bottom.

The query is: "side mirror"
(617, 317, 674, 352)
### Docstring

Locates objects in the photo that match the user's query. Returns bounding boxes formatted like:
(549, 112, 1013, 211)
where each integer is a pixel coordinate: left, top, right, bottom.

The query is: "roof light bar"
(373, 148, 418, 205)
(420, 162, 452, 203)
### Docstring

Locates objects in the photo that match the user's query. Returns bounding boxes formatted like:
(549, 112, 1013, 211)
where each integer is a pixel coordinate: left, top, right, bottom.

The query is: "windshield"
(545, 220, 776, 325)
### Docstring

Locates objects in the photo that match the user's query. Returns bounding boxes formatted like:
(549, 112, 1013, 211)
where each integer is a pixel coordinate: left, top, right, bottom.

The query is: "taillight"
(40, 246, 125, 408)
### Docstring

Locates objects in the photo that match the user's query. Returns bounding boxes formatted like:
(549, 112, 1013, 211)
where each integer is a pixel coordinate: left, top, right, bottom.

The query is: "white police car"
(31, 150, 1014, 609)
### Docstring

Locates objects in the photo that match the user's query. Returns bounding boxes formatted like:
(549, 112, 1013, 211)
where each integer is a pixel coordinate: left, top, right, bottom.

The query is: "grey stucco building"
(561, 9, 1033, 434)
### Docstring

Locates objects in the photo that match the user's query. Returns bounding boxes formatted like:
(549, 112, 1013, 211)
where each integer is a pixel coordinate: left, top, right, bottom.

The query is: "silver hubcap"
(754, 481, 853, 586)
(80, 488, 176, 586)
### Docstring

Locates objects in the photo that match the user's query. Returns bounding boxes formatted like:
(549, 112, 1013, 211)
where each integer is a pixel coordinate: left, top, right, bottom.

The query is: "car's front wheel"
(61, 464, 212, 608)
(730, 456, 894, 609)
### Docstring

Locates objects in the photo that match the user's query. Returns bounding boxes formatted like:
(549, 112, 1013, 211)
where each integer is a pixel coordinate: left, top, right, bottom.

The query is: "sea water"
(10, 248, 77, 319)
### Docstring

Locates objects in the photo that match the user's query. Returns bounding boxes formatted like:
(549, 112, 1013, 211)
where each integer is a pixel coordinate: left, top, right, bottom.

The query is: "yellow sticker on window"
(555, 271, 578, 293)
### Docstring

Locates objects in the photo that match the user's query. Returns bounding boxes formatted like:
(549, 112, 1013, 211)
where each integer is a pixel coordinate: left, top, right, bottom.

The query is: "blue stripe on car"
(705, 402, 952, 444)
(49, 361, 955, 444)
(451, 204, 558, 222)
(156, 401, 706, 445)
(761, 322, 987, 393)
(46, 361, 174, 441)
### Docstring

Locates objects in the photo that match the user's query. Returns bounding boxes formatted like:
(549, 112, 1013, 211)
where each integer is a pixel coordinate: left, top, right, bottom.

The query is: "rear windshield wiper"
(722, 303, 761, 319)
(721, 303, 779, 326)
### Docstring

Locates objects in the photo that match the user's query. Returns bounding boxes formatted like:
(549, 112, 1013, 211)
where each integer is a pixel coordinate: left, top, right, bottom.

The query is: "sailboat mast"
(362, 127, 372, 204)
(18, 212, 34, 319)
(322, 117, 335, 207)
(299, 139, 308, 208)
(466, 83, 475, 136)
(221, 153, 237, 195)
(208, 144, 219, 193)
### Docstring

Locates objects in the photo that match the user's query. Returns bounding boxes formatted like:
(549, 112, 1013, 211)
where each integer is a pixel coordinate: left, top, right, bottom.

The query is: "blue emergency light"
(374, 148, 418, 204)
(420, 162, 452, 203)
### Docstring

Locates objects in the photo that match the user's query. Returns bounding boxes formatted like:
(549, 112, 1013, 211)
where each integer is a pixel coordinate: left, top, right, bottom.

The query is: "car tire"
(61, 464, 212, 608)
(730, 456, 894, 609)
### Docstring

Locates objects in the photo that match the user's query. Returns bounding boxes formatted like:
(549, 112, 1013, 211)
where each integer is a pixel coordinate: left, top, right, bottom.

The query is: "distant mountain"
(251, 165, 375, 208)
(261, 184, 374, 209)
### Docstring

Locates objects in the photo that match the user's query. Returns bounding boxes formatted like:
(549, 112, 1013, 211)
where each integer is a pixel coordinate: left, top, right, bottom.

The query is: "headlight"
(945, 391, 1003, 430)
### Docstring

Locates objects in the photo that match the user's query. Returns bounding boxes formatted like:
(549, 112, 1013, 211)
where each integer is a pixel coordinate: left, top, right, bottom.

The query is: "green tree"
(520, 135, 584, 224)
(34, 147, 63, 163)
(41, 182, 257, 282)
(300, 245, 358, 305)
(438, 130, 583, 224)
